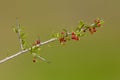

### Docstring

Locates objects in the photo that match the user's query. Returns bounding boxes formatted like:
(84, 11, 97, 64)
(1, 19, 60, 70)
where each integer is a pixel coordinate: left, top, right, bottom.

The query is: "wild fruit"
(93, 28, 97, 32)
(36, 40, 40, 44)
(33, 58, 36, 63)
(97, 23, 101, 27)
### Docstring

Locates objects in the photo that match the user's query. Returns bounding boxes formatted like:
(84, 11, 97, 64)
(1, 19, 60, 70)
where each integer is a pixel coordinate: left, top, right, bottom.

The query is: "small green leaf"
(78, 21, 84, 28)
(36, 47, 41, 53)
(52, 33, 60, 38)
(30, 46, 41, 54)
(75, 31, 80, 37)
(20, 32, 25, 38)
(56, 33, 60, 38)
(51, 34, 56, 37)
(30, 47, 33, 54)
(100, 20, 104, 24)
(75, 21, 85, 31)
(13, 27, 18, 33)
(22, 39, 25, 45)
(80, 33, 85, 37)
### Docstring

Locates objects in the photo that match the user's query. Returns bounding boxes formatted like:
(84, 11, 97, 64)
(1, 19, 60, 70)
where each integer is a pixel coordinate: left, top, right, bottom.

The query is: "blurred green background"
(0, 0, 120, 80)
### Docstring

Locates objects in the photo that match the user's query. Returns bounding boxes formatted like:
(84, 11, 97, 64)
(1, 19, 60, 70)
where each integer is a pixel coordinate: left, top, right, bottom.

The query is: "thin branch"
(16, 18, 24, 50)
(0, 18, 103, 64)
(0, 27, 88, 64)
(0, 38, 57, 64)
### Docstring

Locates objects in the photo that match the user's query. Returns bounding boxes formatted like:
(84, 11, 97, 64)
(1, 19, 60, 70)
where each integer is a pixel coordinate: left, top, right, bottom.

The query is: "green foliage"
(30, 46, 41, 54)
(77, 21, 84, 30)
(13, 26, 18, 33)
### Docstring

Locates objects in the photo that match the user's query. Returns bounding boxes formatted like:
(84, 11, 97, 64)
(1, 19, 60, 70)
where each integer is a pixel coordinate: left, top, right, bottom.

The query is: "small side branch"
(16, 18, 24, 50)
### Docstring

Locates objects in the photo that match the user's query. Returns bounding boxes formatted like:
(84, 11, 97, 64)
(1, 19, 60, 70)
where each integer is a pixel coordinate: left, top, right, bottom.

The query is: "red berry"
(61, 32, 64, 34)
(89, 28, 93, 34)
(36, 40, 40, 44)
(75, 36, 79, 40)
(97, 20, 100, 23)
(71, 35, 79, 41)
(71, 35, 76, 39)
(93, 28, 96, 32)
(89, 28, 92, 31)
(59, 38, 66, 43)
(33, 59, 36, 63)
(64, 39, 66, 42)
(72, 32, 75, 35)
(97, 23, 101, 27)
(94, 19, 100, 23)
(83, 29, 86, 32)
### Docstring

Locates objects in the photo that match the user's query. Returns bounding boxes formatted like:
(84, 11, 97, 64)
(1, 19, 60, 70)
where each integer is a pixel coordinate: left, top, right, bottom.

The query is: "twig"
(0, 18, 103, 64)
(16, 18, 24, 50)
(0, 38, 57, 64)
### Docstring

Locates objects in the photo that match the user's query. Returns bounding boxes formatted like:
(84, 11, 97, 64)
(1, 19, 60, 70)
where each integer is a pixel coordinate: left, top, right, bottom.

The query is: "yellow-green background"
(0, 0, 119, 80)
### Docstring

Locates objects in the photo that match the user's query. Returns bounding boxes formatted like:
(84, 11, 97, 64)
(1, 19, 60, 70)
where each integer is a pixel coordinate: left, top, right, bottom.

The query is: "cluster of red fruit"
(89, 27, 97, 34)
(59, 32, 80, 44)
(59, 37, 66, 44)
(88, 19, 102, 34)
(32, 19, 103, 62)
(94, 19, 101, 27)
(71, 32, 79, 41)
(59, 32, 67, 44)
